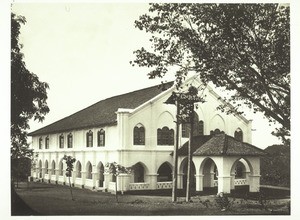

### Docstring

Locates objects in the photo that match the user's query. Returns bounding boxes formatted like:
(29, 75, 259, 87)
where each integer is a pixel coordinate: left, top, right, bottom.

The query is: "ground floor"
(30, 150, 261, 194)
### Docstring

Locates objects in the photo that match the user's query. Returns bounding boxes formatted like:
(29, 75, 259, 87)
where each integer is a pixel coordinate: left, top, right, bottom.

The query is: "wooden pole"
(186, 110, 194, 202)
(172, 100, 180, 202)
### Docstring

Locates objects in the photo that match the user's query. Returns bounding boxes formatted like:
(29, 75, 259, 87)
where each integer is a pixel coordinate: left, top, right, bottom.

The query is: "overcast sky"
(10, 2, 286, 149)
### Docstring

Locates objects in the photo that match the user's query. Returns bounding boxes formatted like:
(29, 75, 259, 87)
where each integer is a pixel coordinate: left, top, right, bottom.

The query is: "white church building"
(29, 77, 266, 194)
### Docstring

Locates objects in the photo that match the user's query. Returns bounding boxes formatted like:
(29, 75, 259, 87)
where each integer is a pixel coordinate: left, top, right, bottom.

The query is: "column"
(177, 173, 184, 189)
(54, 168, 59, 183)
(118, 173, 131, 193)
(230, 172, 235, 190)
(81, 171, 86, 188)
(41, 167, 46, 181)
(116, 108, 131, 149)
(147, 174, 158, 190)
(209, 172, 215, 187)
(195, 174, 204, 191)
(92, 165, 98, 189)
(249, 175, 261, 192)
(104, 172, 112, 190)
(217, 175, 232, 193)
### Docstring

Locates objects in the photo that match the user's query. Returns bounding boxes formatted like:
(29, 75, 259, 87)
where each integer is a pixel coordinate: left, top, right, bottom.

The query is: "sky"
(9, 2, 288, 149)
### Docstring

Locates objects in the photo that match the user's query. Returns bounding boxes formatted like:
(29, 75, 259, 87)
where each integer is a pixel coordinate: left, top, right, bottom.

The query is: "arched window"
(67, 133, 73, 148)
(157, 127, 174, 145)
(199, 120, 204, 135)
(97, 129, 105, 147)
(234, 128, 243, 142)
(157, 162, 172, 182)
(133, 124, 145, 145)
(181, 112, 203, 137)
(45, 136, 49, 149)
(210, 128, 224, 135)
(59, 134, 64, 148)
(86, 130, 93, 147)
(76, 162, 82, 178)
(39, 137, 43, 149)
(86, 162, 92, 179)
(235, 161, 246, 179)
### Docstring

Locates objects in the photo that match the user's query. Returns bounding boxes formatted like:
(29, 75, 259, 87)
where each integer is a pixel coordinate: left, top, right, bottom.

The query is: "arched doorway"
(230, 158, 252, 190)
(157, 162, 172, 182)
(200, 158, 218, 189)
(132, 162, 145, 183)
(180, 158, 196, 192)
(97, 162, 105, 187)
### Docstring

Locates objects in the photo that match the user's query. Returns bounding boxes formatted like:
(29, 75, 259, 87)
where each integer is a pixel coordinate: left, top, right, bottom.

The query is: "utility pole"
(172, 100, 180, 202)
(185, 109, 194, 202)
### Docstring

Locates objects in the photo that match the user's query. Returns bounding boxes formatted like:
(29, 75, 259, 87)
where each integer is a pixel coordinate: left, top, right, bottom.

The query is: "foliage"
(105, 162, 132, 176)
(63, 155, 76, 177)
(105, 162, 131, 202)
(132, 3, 290, 144)
(11, 12, 49, 159)
(260, 144, 290, 187)
(63, 155, 76, 200)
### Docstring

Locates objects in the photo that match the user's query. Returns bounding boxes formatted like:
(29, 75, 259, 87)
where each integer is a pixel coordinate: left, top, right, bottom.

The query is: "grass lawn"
(13, 182, 290, 215)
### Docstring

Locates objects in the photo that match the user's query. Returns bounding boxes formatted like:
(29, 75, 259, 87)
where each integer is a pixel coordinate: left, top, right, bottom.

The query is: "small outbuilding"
(176, 133, 267, 194)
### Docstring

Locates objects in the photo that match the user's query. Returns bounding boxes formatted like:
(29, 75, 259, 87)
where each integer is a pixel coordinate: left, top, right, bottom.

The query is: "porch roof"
(177, 133, 266, 157)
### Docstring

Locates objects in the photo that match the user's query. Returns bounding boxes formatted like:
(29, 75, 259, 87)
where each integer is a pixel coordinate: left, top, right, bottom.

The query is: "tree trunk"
(186, 110, 194, 202)
(172, 100, 180, 202)
(68, 176, 74, 201)
(115, 175, 118, 203)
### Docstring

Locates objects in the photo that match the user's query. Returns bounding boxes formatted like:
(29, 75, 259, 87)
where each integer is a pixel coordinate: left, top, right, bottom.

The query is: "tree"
(63, 155, 76, 201)
(105, 162, 131, 203)
(132, 3, 290, 144)
(11, 12, 50, 183)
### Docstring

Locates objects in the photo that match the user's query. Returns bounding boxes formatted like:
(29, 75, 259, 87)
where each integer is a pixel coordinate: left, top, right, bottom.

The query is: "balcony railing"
(129, 182, 150, 190)
(157, 181, 172, 189)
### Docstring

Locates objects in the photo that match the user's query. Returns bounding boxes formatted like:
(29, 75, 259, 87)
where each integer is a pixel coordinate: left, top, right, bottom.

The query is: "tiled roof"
(178, 133, 266, 156)
(29, 82, 173, 136)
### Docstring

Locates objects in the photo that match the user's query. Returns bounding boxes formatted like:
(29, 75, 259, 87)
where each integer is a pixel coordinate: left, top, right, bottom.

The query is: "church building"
(29, 77, 266, 194)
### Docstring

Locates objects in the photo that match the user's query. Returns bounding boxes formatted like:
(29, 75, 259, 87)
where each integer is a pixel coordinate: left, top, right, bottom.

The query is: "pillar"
(104, 172, 112, 190)
(81, 171, 86, 187)
(217, 175, 232, 193)
(147, 174, 158, 190)
(249, 175, 261, 192)
(195, 174, 204, 191)
(177, 173, 184, 189)
(116, 108, 131, 149)
(118, 173, 131, 193)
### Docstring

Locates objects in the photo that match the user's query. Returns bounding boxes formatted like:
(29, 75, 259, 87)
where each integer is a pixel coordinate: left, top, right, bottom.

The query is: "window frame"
(45, 136, 49, 149)
(86, 130, 93, 147)
(67, 133, 73, 148)
(133, 125, 145, 145)
(59, 134, 64, 149)
(97, 129, 105, 147)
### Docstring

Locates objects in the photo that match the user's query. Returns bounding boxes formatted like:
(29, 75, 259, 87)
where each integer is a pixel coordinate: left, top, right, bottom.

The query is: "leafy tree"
(11, 12, 50, 183)
(105, 162, 131, 203)
(63, 155, 76, 201)
(132, 3, 290, 144)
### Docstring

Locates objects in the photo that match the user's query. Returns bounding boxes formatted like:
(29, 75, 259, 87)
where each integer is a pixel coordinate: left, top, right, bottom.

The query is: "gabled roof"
(177, 133, 266, 157)
(29, 82, 173, 136)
